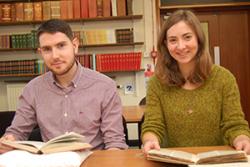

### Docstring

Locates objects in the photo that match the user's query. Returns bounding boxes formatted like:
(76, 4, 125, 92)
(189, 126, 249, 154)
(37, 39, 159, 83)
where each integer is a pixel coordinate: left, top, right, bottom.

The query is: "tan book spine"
(34, 2, 42, 21)
(96, 0, 103, 17)
(1, 3, 11, 22)
(116, 0, 126, 16)
(24, 2, 34, 21)
(15, 3, 24, 21)
(42, 1, 51, 20)
(51, 1, 61, 19)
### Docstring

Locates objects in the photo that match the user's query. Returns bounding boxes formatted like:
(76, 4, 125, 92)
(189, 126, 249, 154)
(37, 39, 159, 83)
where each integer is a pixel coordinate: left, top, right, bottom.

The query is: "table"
(81, 146, 234, 167)
(122, 105, 145, 123)
(122, 106, 145, 147)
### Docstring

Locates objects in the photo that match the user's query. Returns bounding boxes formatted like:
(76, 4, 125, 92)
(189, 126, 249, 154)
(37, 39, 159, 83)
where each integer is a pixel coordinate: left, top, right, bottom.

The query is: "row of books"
(0, 52, 141, 76)
(75, 28, 134, 45)
(0, 28, 133, 49)
(0, 31, 37, 49)
(77, 52, 142, 72)
(0, 0, 133, 23)
(0, 59, 45, 75)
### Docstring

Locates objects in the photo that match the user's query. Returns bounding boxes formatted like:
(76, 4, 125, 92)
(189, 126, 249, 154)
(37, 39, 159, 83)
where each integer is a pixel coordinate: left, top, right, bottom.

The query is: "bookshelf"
(0, 0, 149, 111)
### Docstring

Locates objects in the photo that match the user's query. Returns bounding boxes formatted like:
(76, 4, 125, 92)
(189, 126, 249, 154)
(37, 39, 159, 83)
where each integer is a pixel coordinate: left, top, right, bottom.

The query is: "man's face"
(38, 32, 79, 76)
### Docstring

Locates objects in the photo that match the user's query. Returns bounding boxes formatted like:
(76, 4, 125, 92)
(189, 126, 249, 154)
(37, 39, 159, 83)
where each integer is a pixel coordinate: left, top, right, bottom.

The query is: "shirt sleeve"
(220, 72, 250, 145)
(100, 81, 128, 149)
(141, 76, 167, 145)
(5, 83, 37, 141)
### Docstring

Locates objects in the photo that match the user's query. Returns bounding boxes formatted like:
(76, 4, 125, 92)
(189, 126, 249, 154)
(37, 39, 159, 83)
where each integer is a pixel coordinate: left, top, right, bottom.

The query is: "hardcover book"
(1, 132, 92, 154)
(147, 149, 248, 165)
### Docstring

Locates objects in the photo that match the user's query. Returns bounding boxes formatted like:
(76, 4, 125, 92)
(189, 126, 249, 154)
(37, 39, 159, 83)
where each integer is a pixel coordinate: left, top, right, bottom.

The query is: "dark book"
(126, 0, 132, 15)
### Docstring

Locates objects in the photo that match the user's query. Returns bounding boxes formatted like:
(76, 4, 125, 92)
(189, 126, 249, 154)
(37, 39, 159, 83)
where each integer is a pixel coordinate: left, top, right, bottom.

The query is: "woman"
(141, 10, 250, 154)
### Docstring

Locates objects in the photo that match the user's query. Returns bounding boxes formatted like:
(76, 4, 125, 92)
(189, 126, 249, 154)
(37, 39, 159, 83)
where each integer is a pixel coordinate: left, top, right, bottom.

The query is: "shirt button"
(64, 113, 68, 117)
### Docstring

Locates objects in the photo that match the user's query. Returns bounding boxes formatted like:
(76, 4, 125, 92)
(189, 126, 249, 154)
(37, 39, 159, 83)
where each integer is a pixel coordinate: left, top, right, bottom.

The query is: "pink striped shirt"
(6, 63, 128, 150)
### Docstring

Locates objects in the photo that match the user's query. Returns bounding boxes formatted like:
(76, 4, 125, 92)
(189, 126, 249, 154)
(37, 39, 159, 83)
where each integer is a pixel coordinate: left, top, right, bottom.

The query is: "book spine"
(88, 0, 97, 18)
(73, 0, 81, 19)
(15, 2, 24, 22)
(103, 0, 111, 17)
(33, 2, 42, 21)
(24, 2, 34, 21)
(42, 1, 51, 20)
(116, 0, 126, 16)
(80, 0, 89, 18)
(1, 3, 11, 22)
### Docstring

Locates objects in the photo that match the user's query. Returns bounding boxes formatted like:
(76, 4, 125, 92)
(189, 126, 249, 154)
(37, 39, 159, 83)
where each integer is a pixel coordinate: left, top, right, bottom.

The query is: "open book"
(1, 132, 92, 154)
(147, 149, 248, 165)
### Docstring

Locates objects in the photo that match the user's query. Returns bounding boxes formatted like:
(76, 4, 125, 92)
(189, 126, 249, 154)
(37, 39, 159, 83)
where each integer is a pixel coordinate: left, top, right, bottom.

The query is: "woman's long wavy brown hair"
(155, 10, 213, 86)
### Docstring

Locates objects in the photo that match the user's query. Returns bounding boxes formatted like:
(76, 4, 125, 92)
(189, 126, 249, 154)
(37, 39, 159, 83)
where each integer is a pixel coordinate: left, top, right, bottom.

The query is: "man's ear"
(37, 48, 41, 54)
(72, 37, 79, 54)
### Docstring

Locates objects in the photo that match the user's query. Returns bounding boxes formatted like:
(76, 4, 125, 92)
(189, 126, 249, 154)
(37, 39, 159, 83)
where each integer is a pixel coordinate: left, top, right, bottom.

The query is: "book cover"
(1, 132, 92, 154)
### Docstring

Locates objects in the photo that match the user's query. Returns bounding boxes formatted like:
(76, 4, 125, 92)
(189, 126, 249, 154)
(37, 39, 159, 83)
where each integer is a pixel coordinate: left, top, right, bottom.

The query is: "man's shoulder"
(81, 68, 116, 86)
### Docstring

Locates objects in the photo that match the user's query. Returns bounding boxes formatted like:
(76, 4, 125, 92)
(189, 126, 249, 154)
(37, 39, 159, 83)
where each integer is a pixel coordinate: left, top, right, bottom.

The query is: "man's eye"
(58, 43, 65, 48)
(42, 47, 51, 52)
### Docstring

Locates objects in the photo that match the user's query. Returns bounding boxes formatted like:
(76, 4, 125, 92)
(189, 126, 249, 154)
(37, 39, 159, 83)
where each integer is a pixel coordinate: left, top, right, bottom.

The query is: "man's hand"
(233, 135, 250, 154)
(0, 134, 16, 154)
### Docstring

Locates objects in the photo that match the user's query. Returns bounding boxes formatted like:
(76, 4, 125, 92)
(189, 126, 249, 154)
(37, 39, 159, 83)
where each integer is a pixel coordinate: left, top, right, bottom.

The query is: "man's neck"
(56, 63, 77, 88)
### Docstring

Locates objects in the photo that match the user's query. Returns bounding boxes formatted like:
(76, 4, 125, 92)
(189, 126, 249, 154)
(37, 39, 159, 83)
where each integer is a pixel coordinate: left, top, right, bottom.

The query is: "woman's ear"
(72, 37, 79, 54)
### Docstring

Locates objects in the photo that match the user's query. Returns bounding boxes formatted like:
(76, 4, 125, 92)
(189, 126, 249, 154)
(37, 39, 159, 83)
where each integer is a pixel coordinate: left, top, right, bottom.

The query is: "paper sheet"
(0, 150, 92, 167)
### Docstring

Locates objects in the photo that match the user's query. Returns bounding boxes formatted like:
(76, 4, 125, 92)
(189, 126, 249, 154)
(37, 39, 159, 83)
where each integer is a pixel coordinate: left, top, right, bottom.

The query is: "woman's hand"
(142, 132, 160, 155)
(233, 134, 250, 154)
(0, 134, 15, 154)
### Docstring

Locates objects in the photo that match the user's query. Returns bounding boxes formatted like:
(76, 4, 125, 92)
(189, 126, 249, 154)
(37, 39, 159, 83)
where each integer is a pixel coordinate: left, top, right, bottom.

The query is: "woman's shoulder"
(209, 65, 236, 85)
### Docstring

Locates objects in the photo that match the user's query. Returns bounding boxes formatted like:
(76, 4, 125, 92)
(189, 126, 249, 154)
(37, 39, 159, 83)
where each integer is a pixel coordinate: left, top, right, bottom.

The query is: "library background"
(0, 0, 250, 143)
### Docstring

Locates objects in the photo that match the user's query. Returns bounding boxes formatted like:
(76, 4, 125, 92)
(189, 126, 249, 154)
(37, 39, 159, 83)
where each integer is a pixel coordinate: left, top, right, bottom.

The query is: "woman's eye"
(184, 35, 192, 40)
(168, 38, 177, 44)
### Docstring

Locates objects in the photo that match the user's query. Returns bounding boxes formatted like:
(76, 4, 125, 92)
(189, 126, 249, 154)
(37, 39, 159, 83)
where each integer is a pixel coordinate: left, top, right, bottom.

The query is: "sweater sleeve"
(141, 76, 166, 145)
(220, 71, 250, 145)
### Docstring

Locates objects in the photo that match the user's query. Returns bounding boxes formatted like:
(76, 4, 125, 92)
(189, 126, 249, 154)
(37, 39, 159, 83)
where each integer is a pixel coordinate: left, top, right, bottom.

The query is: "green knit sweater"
(141, 65, 250, 147)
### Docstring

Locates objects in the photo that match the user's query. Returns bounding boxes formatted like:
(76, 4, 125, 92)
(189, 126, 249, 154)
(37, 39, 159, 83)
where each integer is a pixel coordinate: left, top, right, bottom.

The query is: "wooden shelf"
(0, 15, 143, 26)
(80, 42, 144, 48)
(0, 74, 40, 77)
(0, 42, 144, 52)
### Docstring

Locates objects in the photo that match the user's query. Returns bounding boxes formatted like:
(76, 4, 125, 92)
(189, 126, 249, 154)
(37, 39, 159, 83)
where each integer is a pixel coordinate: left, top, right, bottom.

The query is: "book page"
(0, 150, 92, 167)
(44, 132, 85, 146)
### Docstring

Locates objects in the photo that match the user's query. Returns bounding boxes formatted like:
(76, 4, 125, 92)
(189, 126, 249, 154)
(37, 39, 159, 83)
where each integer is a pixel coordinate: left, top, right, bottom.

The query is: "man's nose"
(51, 48, 59, 59)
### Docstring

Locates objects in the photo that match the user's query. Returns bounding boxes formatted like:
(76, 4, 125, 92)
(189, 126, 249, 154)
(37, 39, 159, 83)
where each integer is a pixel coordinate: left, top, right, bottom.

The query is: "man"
(0, 19, 128, 153)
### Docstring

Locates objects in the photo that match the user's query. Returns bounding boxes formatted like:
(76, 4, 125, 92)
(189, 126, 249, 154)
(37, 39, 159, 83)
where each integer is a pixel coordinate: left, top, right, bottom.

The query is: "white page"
(0, 150, 92, 167)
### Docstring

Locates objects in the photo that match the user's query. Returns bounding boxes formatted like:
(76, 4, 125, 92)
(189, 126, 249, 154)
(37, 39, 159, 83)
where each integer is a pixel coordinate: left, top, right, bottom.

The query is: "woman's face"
(166, 21, 198, 68)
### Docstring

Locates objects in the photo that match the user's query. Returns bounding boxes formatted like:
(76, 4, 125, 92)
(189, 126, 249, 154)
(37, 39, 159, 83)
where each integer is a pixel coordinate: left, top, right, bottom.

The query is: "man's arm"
(100, 82, 128, 150)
